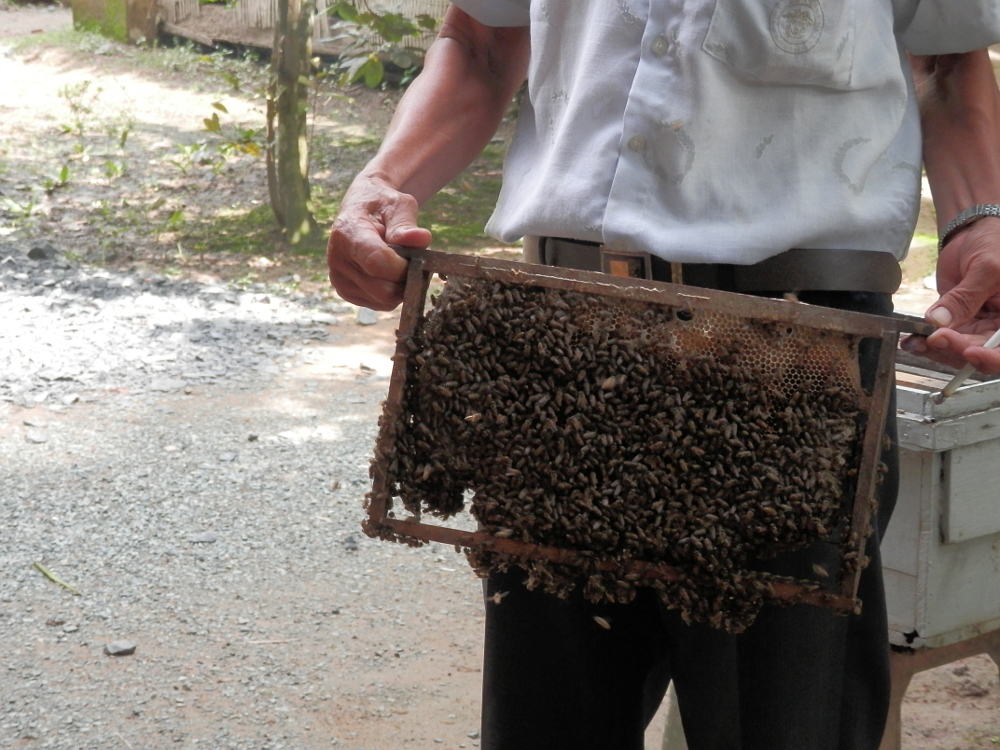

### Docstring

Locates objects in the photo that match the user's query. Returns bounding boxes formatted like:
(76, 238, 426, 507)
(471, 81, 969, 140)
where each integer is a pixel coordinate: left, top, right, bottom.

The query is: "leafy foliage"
(58, 80, 101, 138)
(326, 1, 440, 88)
(204, 101, 264, 157)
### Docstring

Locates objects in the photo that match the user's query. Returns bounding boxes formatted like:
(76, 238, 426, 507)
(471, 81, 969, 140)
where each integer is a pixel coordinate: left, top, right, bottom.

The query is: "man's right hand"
(327, 173, 432, 311)
(325, 7, 529, 311)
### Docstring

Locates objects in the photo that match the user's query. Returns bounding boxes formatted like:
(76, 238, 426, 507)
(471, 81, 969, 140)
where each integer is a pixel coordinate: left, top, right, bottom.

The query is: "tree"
(266, 0, 320, 246)
(264, 1, 440, 246)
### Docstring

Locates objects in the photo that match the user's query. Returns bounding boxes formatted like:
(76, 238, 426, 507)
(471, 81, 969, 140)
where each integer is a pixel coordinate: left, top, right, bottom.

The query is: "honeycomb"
(368, 276, 872, 632)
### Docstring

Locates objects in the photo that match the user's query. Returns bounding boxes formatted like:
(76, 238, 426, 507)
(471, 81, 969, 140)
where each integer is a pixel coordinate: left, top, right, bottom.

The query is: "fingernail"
(928, 307, 953, 327)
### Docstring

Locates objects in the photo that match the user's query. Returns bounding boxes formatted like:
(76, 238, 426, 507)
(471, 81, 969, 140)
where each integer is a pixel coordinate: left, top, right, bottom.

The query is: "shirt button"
(651, 35, 670, 56)
(628, 135, 646, 152)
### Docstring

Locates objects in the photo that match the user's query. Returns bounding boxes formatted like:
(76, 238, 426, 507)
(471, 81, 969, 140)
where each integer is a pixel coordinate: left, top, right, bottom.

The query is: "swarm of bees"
(367, 276, 868, 633)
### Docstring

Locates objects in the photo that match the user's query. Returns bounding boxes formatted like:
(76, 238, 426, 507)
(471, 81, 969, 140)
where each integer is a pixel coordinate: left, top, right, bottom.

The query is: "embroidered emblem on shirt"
(769, 0, 825, 54)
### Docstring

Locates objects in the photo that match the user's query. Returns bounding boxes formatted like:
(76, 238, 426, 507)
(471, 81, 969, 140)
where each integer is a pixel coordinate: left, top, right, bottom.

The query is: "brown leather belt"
(534, 237, 901, 294)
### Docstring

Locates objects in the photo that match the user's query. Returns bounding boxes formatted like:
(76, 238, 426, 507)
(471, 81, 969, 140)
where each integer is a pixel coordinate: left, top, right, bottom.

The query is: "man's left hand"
(902, 218, 1000, 373)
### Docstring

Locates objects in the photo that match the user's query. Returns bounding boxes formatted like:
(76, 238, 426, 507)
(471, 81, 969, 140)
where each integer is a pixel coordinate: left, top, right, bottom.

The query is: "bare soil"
(1, 6, 998, 749)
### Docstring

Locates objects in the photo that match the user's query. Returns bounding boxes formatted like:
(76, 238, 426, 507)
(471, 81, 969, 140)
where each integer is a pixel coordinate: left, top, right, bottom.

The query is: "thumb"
(927, 275, 994, 330)
(384, 208, 432, 250)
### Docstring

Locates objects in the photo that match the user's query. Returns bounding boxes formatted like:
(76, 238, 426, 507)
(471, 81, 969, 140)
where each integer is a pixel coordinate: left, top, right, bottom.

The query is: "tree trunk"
(266, 0, 319, 245)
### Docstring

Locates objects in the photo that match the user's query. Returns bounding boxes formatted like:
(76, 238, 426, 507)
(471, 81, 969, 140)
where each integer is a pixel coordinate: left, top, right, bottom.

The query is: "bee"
(593, 615, 612, 630)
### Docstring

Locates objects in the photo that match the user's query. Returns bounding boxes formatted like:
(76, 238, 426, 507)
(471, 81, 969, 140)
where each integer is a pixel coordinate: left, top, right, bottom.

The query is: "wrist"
(357, 166, 400, 190)
(938, 204, 1000, 251)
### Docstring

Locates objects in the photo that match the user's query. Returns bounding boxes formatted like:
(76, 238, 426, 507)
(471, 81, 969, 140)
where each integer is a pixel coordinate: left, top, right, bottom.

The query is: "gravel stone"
(104, 640, 137, 656)
(27, 242, 57, 260)
(356, 307, 378, 326)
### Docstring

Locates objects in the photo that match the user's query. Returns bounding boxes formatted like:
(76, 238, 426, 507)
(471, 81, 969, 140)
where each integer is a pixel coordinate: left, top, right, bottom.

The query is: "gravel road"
(1, 239, 998, 750)
(0, 238, 488, 750)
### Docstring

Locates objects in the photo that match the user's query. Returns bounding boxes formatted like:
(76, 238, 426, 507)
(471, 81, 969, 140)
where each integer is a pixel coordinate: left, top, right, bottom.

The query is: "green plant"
(107, 111, 136, 150)
(326, 1, 439, 88)
(58, 80, 102, 138)
(203, 102, 264, 158)
(155, 206, 186, 243)
(42, 165, 71, 193)
(0, 195, 39, 218)
(167, 142, 214, 174)
(70, 142, 92, 162)
(103, 160, 126, 179)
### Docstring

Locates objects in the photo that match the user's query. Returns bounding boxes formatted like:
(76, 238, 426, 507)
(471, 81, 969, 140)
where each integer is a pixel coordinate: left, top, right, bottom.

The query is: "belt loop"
(522, 235, 542, 264)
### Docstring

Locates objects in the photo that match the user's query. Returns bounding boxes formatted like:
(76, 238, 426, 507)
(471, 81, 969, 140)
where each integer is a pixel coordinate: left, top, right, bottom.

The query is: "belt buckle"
(600, 248, 654, 280)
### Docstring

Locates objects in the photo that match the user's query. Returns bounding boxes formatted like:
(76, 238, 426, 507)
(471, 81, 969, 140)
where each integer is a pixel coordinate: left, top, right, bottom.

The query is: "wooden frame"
(367, 249, 931, 613)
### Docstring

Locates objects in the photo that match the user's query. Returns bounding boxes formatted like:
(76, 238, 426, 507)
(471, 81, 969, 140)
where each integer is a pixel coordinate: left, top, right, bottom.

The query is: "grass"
(420, 142, 509, 251)
(182, 202, 284, 255)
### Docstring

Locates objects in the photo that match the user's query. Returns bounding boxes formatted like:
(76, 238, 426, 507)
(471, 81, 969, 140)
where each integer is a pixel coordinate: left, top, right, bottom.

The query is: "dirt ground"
(1, 5, 999, 749)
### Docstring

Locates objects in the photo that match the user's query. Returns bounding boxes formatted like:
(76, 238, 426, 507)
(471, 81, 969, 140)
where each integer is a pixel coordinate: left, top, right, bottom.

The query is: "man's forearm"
(901, 50, 1000, 363)
(912, 50, 1000, 225)
(360, 9, 529, 204)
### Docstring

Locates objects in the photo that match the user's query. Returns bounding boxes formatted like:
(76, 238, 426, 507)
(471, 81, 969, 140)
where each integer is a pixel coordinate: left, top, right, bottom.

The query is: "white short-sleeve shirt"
(448, 0, 1000, 264)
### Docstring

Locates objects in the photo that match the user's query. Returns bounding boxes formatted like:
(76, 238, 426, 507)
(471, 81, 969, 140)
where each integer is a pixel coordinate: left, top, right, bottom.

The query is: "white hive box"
(884, 354, 1000, 649)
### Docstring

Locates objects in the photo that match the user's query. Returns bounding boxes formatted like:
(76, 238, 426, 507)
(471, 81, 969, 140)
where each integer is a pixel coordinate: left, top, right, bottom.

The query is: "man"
(327, 3, 1000, 748)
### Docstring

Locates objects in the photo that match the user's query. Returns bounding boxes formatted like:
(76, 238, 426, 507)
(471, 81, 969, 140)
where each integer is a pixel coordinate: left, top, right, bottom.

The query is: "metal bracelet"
(938, 204, 1000, 252)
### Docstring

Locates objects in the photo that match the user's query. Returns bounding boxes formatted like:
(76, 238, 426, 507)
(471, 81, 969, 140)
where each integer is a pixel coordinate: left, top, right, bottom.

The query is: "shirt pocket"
(702, 0, 857, 89)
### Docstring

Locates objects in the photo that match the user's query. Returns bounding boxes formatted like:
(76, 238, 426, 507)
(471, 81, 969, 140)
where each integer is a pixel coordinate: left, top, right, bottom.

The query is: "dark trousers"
(480, 291, 898, 750)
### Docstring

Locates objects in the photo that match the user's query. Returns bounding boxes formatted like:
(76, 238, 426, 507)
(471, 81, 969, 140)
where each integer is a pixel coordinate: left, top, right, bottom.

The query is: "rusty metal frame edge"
(393, 247, 933, 338)
(840, 329, 899, 601)
(379, 518, 855, 612)
(367, 258, 431, 525)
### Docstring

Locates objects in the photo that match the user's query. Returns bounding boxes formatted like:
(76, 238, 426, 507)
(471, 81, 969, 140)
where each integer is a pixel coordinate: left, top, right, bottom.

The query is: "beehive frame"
(366, 248, 930, 615)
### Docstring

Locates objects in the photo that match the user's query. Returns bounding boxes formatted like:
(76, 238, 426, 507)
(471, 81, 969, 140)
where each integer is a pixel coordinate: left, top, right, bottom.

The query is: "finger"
(926, 282, 988, 329)
(926, 326, 993, 352)
(328, 243, 406, 310)
(328, 271, 404, 311)
(327, 216, 408, 299)
(900, 334, 928, 355)
(962, 346, 1000, 375)
(386, 224, 433, 250)
(383, 202, 433, 259)
(330, 220, 408, 282)
(907, 347, 979, 371)
(328, 243, 404, 306)
(927, 245, 1000, 330)
(919, 327, 1000, 372)
(356, 242, 410, 284)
